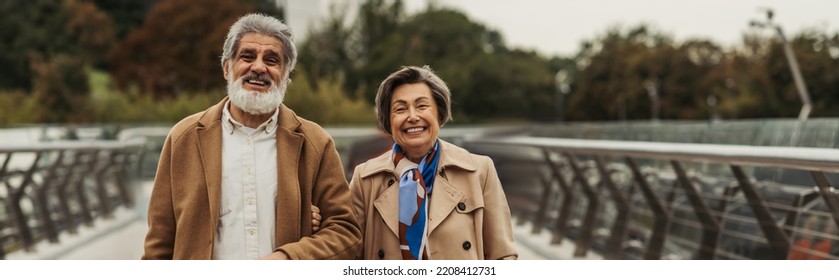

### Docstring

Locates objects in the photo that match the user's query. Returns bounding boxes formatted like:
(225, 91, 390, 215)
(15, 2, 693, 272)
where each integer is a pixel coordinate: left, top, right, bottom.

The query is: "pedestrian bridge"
(1, 120, 838, 260)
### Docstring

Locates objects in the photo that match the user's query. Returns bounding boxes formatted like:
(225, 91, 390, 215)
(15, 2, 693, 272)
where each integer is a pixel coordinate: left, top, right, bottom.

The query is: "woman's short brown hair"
(374, 65, 452, 135)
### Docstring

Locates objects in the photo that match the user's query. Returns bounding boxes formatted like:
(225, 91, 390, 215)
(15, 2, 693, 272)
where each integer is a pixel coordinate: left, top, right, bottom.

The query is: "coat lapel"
(274, 104, 304, 244)
(361, 151, 401, 238)
(373, 183, 399, 237)
(428, 141, 474, 234)
(427, 174, 463, 234)
(196, 98, 227, 241)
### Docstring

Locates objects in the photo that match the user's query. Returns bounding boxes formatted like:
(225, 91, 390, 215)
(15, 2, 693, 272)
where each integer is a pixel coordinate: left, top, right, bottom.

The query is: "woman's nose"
(407, 109, 420, 121)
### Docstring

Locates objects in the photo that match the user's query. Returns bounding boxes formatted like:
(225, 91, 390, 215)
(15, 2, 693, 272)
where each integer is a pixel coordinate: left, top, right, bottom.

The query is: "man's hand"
(259, 251, 290, 260)
(311, 205, 322, 232)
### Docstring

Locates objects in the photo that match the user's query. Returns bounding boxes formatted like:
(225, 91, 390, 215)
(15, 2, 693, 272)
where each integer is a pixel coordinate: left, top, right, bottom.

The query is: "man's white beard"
(226, 73, 286, 115)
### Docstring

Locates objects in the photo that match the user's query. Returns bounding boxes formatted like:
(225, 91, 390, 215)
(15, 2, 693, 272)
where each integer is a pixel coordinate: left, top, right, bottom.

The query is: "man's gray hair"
(221, 13, 297, 80)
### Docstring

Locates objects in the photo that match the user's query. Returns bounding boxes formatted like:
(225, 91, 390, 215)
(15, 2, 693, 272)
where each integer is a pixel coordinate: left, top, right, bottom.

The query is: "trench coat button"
(387, 179, 395, 187)
(378, 249, 385, 259)
(462, 241, 471, 250)
(457, 202, 466, 211)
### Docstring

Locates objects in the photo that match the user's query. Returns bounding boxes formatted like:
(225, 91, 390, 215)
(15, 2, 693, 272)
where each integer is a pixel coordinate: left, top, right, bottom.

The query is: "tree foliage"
(109, 0, 255, 98)
(566, 23, 839, 121)
(30, 54, 91, 123)
(299, 1, 557, 123)
(66, 0, 117, 67)
(0, 0, 74, 91)
(0, 0, 116, 123)
(285, 68, 375, 125)
(91, 0, 157, 40)
(4, 0, 839, 125)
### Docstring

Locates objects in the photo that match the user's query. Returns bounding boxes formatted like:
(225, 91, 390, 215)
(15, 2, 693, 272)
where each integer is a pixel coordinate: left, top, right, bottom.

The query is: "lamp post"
(644, 79, 659, 122)
(749, 8, 812, 121)
(555, 70, 570, 122)
(706, 95, 718, 123)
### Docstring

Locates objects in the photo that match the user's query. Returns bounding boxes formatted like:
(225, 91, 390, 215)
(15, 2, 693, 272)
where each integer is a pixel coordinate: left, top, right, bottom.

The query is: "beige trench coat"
(349, 140, 517, 260)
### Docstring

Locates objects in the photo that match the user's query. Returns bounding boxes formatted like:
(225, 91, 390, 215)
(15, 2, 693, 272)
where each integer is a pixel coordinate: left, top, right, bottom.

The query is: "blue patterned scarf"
(392, 140, 440, 260)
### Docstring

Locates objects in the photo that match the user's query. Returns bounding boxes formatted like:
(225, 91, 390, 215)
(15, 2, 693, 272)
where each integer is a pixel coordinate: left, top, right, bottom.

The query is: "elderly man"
(142, 13, 361, 260)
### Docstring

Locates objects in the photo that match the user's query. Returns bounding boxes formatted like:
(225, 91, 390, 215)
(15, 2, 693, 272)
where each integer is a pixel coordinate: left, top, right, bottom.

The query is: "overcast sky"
(403, 0, 839, 57)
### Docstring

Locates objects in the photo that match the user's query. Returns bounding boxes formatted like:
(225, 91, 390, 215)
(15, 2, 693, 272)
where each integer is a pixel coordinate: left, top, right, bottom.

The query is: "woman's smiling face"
(389, 82, 440, 162)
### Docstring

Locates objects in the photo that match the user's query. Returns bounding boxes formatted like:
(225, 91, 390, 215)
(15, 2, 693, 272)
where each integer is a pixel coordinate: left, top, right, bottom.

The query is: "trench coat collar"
(195, 97, 305, 245)
(359, 139, 477, 179)
(365, 139, 478, 237)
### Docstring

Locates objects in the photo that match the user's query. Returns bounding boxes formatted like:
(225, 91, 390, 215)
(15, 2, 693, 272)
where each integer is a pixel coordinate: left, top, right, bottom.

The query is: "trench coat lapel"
(371, 176, 464, 237)
(428, 141, 473, 234)
(196, 99, 227, 240)
(373, 182, 400, 237)
(427, 174, 463, 234)
(274, 104, 304, 244)
(361, 151, 402, 238)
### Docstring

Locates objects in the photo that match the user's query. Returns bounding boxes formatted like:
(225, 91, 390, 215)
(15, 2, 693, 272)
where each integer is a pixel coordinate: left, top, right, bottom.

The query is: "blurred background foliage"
(1, 0, 838, 127)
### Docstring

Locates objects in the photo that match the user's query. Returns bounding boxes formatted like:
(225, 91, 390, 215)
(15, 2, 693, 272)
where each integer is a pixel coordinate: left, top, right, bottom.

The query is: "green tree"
(284, 67, 375, 125)
(242, 0, 284, 19)
(297, 2, 360, 92)
(0, 0, 115, 123)
(30, 54, 91, 123)
(568, 25, 735, 121)
(109, 0, 254, 98)
(67, 0, 117, 68)
(0, 0, 78, 91)
(299, 2, 557, 122)
(763, 30, 839, 118)
(92, 0, 157, 40)
(0, 0, 33, 90)
(569, 25, 673, 121)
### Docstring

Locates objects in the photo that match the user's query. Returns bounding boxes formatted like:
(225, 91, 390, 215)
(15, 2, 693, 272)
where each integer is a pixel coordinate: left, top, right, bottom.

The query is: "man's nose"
(250, 58, 267, 73)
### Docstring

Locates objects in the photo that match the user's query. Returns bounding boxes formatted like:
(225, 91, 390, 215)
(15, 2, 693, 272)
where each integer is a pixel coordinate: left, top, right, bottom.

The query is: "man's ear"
(223, 61, 230, 81)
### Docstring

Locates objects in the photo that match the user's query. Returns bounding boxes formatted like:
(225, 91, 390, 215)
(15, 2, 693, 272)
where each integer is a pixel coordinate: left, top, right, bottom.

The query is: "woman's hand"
(311, 205, 322, 232)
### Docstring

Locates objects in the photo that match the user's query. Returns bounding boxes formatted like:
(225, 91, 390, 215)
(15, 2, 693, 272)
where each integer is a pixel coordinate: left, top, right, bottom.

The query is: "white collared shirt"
(213, 102, 279, 259)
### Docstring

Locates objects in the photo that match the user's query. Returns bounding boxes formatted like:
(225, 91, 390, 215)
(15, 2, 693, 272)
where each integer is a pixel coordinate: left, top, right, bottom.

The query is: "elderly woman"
(348, 65, 517, 260)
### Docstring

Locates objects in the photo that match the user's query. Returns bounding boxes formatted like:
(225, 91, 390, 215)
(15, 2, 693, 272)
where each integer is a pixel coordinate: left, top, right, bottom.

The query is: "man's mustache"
(242, 72, 273, 86)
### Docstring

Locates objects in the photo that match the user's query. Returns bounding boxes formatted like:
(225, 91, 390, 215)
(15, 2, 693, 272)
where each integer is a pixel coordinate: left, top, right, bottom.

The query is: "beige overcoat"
(349, 140, 517, 260)
(142, 97, 361, 259)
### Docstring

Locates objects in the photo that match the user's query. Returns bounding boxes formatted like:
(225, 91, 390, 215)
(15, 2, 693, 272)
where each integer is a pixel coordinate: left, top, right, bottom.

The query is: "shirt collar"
(221, 100, 280, 135)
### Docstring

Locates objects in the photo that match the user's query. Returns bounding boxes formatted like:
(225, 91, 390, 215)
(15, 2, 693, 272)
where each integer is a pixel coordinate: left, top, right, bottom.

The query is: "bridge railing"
(0, 139, 145, 259)
(464, 136, 839, 260)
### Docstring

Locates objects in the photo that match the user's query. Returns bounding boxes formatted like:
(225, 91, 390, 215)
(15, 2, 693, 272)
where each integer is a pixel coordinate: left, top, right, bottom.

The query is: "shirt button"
(462, 241, 471, 250)
(248, 200, 254, 206)
(249, 229, 255, 235)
